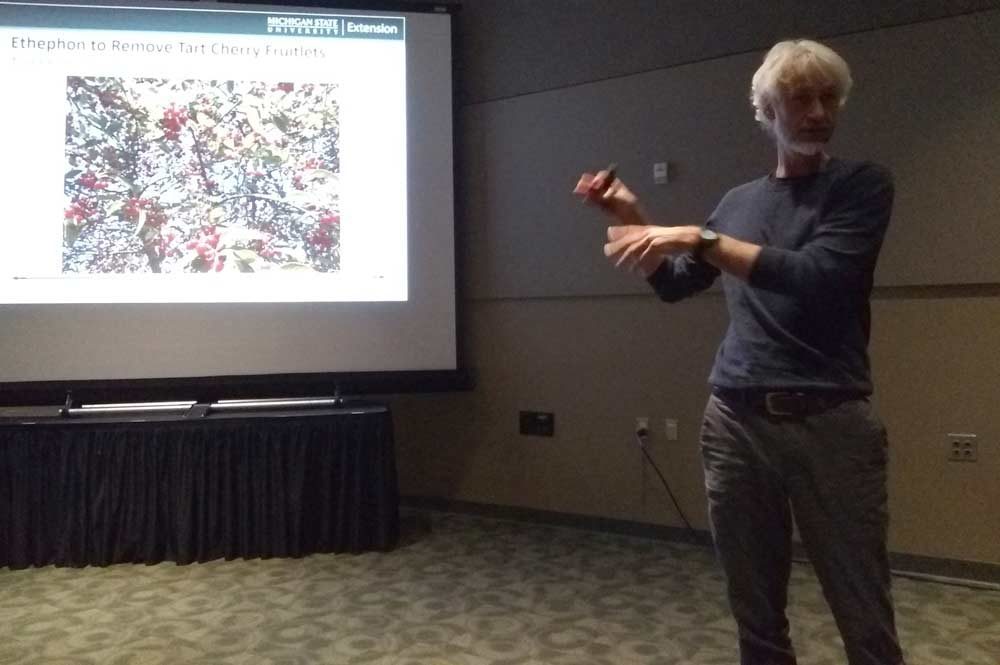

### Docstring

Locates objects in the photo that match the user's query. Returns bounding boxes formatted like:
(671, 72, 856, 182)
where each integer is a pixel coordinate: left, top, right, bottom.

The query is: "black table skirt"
(0, 406, 398, 568)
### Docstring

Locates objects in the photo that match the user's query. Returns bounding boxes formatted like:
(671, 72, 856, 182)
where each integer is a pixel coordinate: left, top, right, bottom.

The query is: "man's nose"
(807, 97, 829, 121)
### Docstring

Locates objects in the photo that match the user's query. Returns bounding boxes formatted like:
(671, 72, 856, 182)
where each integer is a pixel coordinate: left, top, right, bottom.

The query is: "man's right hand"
(573, 170, 646, 226)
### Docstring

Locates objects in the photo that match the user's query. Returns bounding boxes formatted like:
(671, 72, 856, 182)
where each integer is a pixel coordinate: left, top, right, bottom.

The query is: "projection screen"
(0, 0, 463, 405)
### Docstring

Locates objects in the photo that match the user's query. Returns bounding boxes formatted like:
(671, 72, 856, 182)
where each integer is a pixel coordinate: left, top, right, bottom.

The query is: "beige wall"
(394, 293, 1000, 565)
(392, 2, 1000, 568)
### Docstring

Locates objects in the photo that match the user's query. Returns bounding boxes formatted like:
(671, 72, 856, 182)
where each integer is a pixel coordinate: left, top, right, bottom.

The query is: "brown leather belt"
(712, 387, 866, 417)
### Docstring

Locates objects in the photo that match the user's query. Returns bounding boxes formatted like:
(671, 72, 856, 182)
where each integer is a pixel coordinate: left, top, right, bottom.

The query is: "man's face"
(769, 80, 840, 156)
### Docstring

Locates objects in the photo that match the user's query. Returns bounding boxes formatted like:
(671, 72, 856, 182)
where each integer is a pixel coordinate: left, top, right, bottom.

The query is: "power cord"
(635, 427, 697, 537)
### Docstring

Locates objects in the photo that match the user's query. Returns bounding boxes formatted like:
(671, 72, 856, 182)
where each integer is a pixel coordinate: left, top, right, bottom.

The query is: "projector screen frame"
(0, 0, 471, 407)
(0, 368, 474, 408)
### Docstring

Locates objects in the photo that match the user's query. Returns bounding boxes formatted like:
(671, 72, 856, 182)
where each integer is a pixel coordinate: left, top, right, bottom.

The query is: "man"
(574, 40, 905, 665)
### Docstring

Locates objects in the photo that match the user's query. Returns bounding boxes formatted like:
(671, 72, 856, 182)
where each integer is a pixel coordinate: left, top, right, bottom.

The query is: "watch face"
(701, 228, 719, 242)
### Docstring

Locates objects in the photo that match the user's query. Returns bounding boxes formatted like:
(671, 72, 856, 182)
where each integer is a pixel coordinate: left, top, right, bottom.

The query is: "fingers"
(590, 168, 615, 194)
(604, 227, 684, 271)
(573, 173, 596, 195)
(573, 174, 614, 213)
(603, 239, 625, 258)
(604, 229, 649, 268)
(573, 169, 618, 202)
(605, 228, 650, 262)
(572, 171, 613, 196)
(615, 236, 646, 268)
(604, 227, 643, 255)
(606, 224, 643, 241)
(599, 180, 619, 205)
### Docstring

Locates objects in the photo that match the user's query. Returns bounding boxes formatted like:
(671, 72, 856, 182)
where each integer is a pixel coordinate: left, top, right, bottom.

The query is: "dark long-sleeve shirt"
(647, 158, 894, 393)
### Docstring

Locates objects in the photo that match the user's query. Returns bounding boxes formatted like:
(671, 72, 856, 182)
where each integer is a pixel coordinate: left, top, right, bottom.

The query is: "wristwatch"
(693, 227, 719, 261)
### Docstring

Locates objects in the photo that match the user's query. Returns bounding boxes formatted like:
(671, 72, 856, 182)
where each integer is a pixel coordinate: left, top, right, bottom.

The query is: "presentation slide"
(1, 1, 407, 303)
(0, 0, 458, 392)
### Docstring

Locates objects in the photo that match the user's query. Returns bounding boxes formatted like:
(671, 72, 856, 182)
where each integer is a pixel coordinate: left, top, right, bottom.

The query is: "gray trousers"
(700, 392, 906, 665)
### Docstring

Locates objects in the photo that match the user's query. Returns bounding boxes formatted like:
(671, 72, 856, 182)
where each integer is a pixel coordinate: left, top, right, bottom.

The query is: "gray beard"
(786, 140, 825, 156)
(773, 124, 826, 156)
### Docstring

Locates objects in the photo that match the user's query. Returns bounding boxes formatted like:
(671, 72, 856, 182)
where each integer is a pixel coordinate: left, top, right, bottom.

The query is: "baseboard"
(401, 495, 714, 546)
(883, 552, 1000, 587)
(400, 495, 1000, 587)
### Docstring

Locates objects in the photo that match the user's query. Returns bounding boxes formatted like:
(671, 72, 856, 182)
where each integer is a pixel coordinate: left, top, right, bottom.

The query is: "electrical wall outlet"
(947, 433, 977, 462)
(664, 418, 678, 441)
(519, 411, 554, 437)
(653, 161, 669, 184)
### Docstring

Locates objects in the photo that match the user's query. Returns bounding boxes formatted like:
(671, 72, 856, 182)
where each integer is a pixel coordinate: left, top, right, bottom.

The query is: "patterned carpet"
(1, 511, 998, 665)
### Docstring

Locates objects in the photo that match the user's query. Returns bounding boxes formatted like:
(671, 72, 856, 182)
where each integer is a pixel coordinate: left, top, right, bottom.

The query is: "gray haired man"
(575, 40, 906, 665)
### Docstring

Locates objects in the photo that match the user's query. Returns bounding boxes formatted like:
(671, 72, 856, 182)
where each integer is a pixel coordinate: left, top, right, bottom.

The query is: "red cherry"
(309, 229, 333, 248)
(77, 172, 101, 189)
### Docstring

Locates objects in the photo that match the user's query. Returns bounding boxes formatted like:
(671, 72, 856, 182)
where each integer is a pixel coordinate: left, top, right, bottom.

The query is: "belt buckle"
(764, 392, 804, 416)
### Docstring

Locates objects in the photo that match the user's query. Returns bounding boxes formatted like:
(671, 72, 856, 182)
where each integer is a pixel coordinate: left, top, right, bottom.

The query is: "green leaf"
(64, 222, 81, 246)
(279, 262, 314, 272)
(308, 168, 338, 180)
(225, 229, 268, 244)
(303, 112, 324, 129)
(133, 209, 147, 237)
(260, 152, 283, 166)
(194, 111, 217, 129)
(180, 249, 200, 266)
(276, 245, 308, 263)
(245, 106, 266, 137)
(269, 145, 290, 163)
(106, 200, 124, 217)
(229, 249, 258, 273)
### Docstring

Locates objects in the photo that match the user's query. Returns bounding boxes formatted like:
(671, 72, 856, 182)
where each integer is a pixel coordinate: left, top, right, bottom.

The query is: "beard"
(773, 122, 829, 156)
(786, 140, 826, 156)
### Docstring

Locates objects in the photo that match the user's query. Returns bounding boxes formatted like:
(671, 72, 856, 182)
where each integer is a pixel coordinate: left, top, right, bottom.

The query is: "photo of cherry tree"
(63, 76, 341, 274)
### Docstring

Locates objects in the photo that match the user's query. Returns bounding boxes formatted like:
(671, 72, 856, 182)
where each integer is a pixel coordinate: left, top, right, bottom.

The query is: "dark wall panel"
(458, 10, 1000, 297)
(456, 0, 1000, 103)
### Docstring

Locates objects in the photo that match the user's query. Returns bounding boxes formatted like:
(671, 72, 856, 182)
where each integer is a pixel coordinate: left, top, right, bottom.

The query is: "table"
(0, 404, 398, 568)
